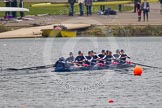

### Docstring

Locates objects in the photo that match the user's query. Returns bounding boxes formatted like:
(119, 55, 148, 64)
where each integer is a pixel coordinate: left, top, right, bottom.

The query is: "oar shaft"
(133, 62, 162, 69)
(6, 64, 54, 71)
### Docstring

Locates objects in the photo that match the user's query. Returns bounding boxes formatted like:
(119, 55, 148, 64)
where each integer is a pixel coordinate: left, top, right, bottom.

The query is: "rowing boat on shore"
(41, 29, 61, 37)
(61, 30, 76, 37)
(41, 29, 76, 37)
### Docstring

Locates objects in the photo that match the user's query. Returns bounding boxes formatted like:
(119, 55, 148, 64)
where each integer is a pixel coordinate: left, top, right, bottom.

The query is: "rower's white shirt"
(112, 54, 121, 59)
(78, 0, 84, 3)
(97, 54, 106, 59)
(84, 56, 93, 62)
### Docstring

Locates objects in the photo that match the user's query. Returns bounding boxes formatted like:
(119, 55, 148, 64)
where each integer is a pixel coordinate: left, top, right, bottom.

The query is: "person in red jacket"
(137, 0, 142, 21)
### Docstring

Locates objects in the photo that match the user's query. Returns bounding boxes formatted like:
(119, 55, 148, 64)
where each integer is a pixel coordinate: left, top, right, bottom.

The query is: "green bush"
(0, 25, 11, 33)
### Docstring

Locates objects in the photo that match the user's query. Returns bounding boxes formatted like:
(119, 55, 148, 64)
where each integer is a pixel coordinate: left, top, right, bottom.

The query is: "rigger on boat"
(54, 49, 135, 72)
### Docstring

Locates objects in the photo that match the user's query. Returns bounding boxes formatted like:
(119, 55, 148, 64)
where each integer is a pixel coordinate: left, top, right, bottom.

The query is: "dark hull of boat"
(54, 63, 135, 72)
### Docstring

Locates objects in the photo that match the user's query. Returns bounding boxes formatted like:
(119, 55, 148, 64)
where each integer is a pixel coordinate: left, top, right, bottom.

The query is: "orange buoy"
(108, 99, 114, 103)
(133, 65, 143, 76)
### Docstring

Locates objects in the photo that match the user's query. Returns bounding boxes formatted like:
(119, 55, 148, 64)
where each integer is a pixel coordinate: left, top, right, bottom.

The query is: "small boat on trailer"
(41, 24, 92, 38)
(61, 30, 76, 37)
(41, 29, 61, 37)
(41, 29, 76, 37)
(54, 61, 135, 72)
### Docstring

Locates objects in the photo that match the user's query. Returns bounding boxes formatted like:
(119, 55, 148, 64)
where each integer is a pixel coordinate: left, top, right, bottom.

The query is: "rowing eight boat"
(54, 61, 135, 72)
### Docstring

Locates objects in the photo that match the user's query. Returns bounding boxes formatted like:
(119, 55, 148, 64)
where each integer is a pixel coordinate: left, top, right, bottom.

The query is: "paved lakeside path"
(0, 3, 162, 38)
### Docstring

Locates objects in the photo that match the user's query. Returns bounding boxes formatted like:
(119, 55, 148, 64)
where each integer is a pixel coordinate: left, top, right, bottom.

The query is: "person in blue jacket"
(78, 0, 84, 16)
(11, 0, 17, 18)
(68, 0, 76, 16)
(98, 0, 105, 12)
(4, 0, 11, 17)
(19, 0, 24, 18)
(85, 0, 93, 16)
(160, 0, 162, 14)
(141, 0, 150, 21)
(133, 0, 138, 13)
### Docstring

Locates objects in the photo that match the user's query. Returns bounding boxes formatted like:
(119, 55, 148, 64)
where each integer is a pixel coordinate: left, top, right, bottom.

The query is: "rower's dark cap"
(91, 50, 94, 53)
(88, 51, 91, 54)
(121, 49, 124, 52)
(102, 50, 105, 53)
(69, 52, 73, 55)
(116, 49, 120, 53)
(78, 51, 82, 54)
(106, 50, 109, 53)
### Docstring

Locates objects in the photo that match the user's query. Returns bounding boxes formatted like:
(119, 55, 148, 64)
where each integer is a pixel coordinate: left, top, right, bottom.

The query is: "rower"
(91, 51, 98, 64)
(113, 49, 121, 62)
(75, 51, 85, 65)
(84, 51, 93, 65)
(120, 49, 130, 63)
(105, 50, 113, 64)
(66, 52, 75, 64)
(97, 50, 106, 63)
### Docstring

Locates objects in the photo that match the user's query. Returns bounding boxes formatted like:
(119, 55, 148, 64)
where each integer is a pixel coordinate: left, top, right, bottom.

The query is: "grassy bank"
(0, 2, 133, 16)
(112, 25, 162, 36)
(79, 25, 162, 36)
(1, 24, 162, 36)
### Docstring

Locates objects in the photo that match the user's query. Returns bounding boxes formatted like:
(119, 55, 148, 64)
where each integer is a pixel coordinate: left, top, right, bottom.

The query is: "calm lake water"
(0, 37, 162, 108)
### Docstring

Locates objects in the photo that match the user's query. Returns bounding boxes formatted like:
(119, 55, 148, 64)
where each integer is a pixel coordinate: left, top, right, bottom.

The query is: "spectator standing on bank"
(19, 0, 24, 18)
(133, 0, 138, 13)
(4, 0, 11, 17)
(68, 0, 76, 16)
(85, 0, 93, 16)
(159, 0, 162, 14)
(98, 0, 105, 12)
(142, 0, 150, 21)
(137, 0, 142, 21)
(11, 0, 17, 18)
(78, 0, 84, 16)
